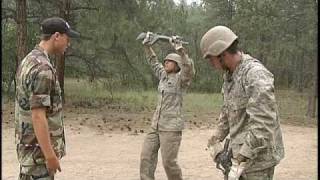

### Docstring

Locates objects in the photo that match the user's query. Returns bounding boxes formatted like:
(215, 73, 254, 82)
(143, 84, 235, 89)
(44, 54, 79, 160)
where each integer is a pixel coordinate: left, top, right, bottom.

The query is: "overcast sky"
(173, 0, 202, 5)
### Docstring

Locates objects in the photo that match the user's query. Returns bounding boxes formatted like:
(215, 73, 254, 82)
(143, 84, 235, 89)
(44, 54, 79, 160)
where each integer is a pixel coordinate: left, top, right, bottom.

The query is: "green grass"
(64, 78, 317, 125)
(276, 90, 317, 124)
(64, 78, 223, 113)
(184, 92, 222, 113)
(64, 78, 156, 111)
(2, 79, 316, 127)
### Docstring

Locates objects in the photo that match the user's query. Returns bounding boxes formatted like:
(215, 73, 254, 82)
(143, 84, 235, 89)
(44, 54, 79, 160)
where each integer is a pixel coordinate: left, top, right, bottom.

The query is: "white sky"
(173, 0, 202, 5)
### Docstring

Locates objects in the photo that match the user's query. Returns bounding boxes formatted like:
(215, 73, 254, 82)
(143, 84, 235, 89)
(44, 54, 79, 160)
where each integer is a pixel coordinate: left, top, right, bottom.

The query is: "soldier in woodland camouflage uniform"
(15, 17, 79, 180)
(200, 26, 284, 180)
(139, 35, 195, 180)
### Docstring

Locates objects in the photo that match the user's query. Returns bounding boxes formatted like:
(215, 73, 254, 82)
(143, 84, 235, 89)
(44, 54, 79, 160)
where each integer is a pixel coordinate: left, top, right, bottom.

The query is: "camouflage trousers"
(140, 128, 183, 180)
(240, 166, 275, 180)
(18, 164, 54, 180)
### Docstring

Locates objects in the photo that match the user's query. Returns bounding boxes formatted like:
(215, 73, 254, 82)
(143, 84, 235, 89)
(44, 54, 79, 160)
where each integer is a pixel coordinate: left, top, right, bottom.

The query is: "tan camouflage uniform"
(211, 53, 285, 179)
(140, 50, 194, 180)
(15, 45, 65, 180)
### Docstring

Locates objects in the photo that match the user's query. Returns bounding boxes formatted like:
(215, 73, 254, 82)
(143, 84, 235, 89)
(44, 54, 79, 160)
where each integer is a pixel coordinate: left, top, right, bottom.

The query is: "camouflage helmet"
(164, 53, 182, 67)
(200, 26, 238, 59)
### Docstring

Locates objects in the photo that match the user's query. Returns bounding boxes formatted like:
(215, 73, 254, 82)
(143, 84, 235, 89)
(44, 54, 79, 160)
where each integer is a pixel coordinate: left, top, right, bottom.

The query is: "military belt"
(18, 143, 40, 147)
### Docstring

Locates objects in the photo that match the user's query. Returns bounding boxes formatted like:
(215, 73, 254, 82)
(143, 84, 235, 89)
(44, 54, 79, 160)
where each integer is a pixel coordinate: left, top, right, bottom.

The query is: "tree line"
(2, 0, 317, 117)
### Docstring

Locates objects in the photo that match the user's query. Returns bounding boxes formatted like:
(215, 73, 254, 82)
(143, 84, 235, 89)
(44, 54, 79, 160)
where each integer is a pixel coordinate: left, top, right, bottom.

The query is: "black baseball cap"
(40, 17, 80, 38)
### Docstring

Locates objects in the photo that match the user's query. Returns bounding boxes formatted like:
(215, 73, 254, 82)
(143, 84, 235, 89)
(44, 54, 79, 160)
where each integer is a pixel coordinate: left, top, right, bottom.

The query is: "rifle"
(215, 138, 232, 180)
(136, 32, 189, 45)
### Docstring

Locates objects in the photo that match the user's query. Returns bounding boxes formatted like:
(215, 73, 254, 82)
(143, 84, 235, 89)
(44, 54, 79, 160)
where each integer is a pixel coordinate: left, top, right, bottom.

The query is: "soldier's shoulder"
(242, 54, 271, 75)
(239, 55, 274, 85)
(25, 49, 54, 71)
(30, 49, 52, 64)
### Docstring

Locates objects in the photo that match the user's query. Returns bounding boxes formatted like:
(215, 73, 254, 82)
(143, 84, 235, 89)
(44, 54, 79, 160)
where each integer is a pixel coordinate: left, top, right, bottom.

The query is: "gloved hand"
(228, 158, 247, 180)
(169, 36, 184, 51)
(207, 142, 223, 162)
(142, 31, 152, 45)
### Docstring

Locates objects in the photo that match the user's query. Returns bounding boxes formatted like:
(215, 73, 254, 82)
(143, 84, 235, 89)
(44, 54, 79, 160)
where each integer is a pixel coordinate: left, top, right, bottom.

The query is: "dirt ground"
(2, 103, 318, 180)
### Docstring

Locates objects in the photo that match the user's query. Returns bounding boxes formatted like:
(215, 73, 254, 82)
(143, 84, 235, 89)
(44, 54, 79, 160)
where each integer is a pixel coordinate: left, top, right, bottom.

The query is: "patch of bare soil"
(2, 102, 317, 180)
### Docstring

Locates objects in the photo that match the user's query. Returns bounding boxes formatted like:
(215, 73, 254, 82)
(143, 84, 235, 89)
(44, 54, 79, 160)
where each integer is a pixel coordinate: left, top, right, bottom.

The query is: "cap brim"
(66, 29, 80, 38)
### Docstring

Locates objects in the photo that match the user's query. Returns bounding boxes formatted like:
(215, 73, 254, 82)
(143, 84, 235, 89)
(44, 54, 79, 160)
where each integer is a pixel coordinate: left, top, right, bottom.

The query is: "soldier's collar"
(228, 53, 245, 80)
(35, 45, 50, 60)
(224, 52, 254, 82)
(224, 71, 232, 82)
(43, 50, 49, 59)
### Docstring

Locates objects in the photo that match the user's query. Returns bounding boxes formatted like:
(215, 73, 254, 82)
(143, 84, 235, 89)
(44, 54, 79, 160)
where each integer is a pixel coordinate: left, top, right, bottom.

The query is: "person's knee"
(141, 146, 156, 160)
(141, 142, 160, 160)
(162, 158, 178, 170)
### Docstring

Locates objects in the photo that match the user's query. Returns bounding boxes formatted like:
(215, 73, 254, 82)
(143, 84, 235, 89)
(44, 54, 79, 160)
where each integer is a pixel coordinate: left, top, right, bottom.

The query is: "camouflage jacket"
(15, 45, 66, 166)
(212, 53, 284, 172)
(147, 52, 194, 131)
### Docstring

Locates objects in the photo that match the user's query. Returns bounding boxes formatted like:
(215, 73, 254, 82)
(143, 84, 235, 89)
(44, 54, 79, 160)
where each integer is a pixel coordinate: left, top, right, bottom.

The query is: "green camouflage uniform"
(140, 52, 194, 180)
(15, 45, 66, 180)
(212, 53, 285, 179)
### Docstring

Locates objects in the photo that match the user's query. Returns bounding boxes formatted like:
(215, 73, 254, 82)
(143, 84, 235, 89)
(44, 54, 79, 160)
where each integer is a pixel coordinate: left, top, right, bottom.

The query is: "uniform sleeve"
(147, 54, 166, 80)
(214, 104, 230, 142)
(29, 64, 54, 109)
(239, 67, 277, 159)
(179, 53, 195, 88)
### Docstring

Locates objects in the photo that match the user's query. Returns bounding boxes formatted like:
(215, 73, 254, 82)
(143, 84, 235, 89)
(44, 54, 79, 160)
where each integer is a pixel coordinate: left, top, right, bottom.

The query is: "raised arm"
(176, 48, 195, 88)
(144, 45, 166, 80)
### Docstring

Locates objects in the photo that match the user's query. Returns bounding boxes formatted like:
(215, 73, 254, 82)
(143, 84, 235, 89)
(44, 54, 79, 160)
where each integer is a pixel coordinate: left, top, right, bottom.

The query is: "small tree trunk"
(306, 55, 318, 118)
(14, 0, 28, 96)
(306, 0, 318, 118)
(56, 0, 71, 103)
(306, 83, 317, 118)
(16, 0, 28, 67)
(306, 49, 317, 118)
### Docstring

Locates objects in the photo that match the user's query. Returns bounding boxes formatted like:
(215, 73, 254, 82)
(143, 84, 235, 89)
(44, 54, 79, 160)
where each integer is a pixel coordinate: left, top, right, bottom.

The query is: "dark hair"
(175, 64, 181, 73)
(40, 34, 52, 41)
(225, 39, 239, 54)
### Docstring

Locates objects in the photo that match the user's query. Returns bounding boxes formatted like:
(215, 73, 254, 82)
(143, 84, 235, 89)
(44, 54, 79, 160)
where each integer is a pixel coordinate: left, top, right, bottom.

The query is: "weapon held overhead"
(136, 32, 189, 45)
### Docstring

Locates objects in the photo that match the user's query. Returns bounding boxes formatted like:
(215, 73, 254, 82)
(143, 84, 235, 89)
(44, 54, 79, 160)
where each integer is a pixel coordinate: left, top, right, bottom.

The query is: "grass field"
(63, 78, 317, 126)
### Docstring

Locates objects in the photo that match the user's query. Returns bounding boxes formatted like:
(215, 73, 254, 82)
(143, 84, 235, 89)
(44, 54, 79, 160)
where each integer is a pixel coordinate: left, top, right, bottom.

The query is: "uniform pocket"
(17, 144, 45, 166)
(165, 77, 179, 94)
(161, 111, 183, 129)
(230, 133, 246, 158)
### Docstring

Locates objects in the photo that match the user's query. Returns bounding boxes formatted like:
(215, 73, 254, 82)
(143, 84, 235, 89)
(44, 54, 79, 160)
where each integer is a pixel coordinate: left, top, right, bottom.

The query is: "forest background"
(2, 0, 318, 121)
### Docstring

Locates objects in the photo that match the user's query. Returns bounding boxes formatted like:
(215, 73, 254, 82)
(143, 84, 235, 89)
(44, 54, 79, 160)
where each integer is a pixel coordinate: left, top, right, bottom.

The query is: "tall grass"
(64, 78, 316, 124)
(64, 78, 223, 113)
(276, 90, 316, 124)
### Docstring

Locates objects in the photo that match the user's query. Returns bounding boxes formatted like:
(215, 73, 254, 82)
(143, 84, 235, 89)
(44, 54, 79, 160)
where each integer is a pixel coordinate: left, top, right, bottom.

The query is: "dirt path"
(2, 124, 317, 180)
